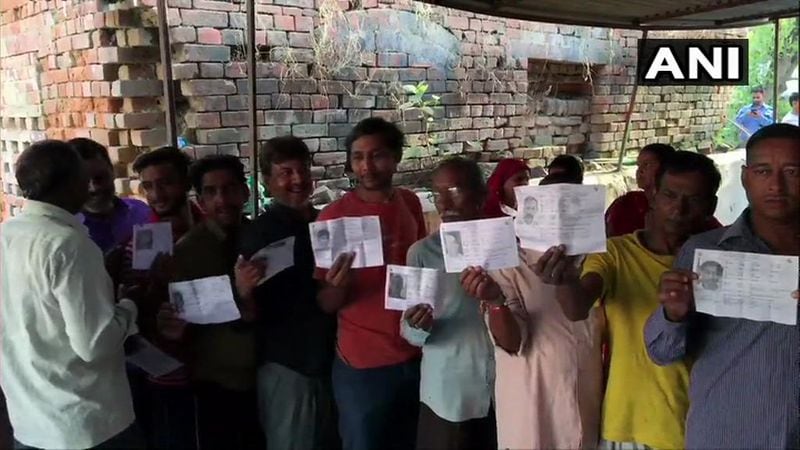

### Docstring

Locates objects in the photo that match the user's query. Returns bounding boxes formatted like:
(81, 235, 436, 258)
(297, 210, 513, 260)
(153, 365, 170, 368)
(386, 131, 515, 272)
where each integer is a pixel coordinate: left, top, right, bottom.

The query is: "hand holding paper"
(658, 269, 698, 322)
(403, 304, 433, 331)
(168, 275, 242, 324)
(310, 217, 384, 268)
(460, 266, 503, 304)
(234, 256, 266, 300)
(384, 264, 440, 311)
(439, 217, 519, 273)
(132, 222, 173, 270)
(249, 236, 295, 284)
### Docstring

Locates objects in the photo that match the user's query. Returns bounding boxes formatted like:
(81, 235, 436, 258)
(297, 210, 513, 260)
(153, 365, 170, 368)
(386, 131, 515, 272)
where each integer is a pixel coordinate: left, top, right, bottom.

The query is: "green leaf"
(402, 84, 418, 94)
(421, 106, 435, 116)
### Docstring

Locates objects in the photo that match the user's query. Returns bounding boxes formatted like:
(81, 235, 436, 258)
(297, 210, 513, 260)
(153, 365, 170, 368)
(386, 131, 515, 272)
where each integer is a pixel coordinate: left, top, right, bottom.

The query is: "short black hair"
(789, 92, 799, 104)
(68, 138, 112, 167)
(433, 156, 487, 198)
(745, 123, 800, 162)
(132, 146, 192, 179)
(751, 86, 765, 94)
(15, 140, 83, 201)
(345, 117, 405, 163)
(639, 143, 676, 164)
(547, 154, 584, 184)
(655, 150, 721, 198)
(539, 172, 581, 185)
(189, 155, 246, 194)
(260, 136, 311, 176)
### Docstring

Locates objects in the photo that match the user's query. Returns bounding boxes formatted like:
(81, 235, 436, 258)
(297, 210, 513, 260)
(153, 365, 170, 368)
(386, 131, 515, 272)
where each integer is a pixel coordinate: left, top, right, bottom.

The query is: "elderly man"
(0, 140, 140, 449)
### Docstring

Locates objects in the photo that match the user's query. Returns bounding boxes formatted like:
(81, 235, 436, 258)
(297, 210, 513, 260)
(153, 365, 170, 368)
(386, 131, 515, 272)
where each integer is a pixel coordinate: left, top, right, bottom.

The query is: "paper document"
(168, 275, 241, 324)
(385, 265, 441, 311)
(693, 249, 798, 325)
(125, 336, 183, 377)
(132, 222, 173, 270)
(514, 184, 606, 255)
(439, 217, 519, 273)
(310, 216, 384, 269)
(250, 236, 295, 285)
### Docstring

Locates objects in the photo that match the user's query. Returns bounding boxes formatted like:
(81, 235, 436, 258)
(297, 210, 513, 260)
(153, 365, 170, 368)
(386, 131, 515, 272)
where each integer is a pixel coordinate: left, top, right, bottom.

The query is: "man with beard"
(535, 151, 722, 449)
(127, 146, 204, 450)
(69, 138, 150, 254)
(315, 118, 427, 450)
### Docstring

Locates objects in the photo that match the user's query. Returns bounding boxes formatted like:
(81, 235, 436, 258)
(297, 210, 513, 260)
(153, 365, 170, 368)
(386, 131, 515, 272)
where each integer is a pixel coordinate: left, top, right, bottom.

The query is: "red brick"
(186, 112, 222, 128)
(197, 28, 222, 45)
(295, 16, 313, 32)
(274, 15, 295, 31)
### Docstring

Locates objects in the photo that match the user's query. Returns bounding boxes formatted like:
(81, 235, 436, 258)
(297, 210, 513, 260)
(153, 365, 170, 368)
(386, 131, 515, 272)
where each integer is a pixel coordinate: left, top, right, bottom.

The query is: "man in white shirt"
(780, 92, 799, 126)
(0, 140, 141, 449)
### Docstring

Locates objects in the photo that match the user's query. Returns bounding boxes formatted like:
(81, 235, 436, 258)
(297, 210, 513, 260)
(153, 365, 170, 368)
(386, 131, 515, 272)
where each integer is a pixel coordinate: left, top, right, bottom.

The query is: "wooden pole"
(156, 0, 177, 146)
(616, 29, 647, 172)
(246, 0, 259, 214)
(772, 18, 780, 123)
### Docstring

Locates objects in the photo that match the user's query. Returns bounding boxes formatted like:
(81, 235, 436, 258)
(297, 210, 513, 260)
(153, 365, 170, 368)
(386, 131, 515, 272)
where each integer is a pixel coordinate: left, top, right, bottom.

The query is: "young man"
(535, 151, 722, 449)
(315, 117, 427, 450)
(735, 86, 774, 144)
(1, 140, 140, 449)
(780, 91, 799, 126)
(401, 157, 497, 450)
(157, 155, 262, 450)
(69, 138, 150, 253)
(236, 136, 339, 450)
(645, 124, 800, 448)
(128, 146, 202, 450)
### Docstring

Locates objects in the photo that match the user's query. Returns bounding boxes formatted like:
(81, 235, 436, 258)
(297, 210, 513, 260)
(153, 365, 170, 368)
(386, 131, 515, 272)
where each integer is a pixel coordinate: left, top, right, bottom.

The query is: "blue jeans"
(14, 423, 144, 449)
(332, 355, 420, 450)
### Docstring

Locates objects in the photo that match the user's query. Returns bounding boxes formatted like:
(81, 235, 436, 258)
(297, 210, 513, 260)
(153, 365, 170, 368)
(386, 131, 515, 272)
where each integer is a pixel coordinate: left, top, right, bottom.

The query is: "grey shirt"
(644, 209, 799, 449)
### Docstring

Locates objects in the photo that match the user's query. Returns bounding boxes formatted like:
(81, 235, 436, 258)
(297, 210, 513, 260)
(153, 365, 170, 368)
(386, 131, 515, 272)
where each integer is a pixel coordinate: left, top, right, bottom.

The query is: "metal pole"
(246, 0, 259, 214)
(156, 0, 177, 146)
(616, 29, 647, 172)
(772, 18, 780, 124)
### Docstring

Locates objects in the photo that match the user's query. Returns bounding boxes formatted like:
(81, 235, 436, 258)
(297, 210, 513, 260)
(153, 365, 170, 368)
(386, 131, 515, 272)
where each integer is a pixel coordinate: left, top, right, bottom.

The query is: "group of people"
(0, 115, 798, 450)
(733, 87, 799, 143)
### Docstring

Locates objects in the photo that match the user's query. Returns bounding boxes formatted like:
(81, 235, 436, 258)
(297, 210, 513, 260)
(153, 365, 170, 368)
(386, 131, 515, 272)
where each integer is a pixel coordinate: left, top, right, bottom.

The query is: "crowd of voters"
(0, 110, 798, 450)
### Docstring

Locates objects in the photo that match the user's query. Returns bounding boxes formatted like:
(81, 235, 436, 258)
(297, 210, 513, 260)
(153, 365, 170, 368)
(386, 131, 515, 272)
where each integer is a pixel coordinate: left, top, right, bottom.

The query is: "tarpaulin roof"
(418, 0, 799, 30)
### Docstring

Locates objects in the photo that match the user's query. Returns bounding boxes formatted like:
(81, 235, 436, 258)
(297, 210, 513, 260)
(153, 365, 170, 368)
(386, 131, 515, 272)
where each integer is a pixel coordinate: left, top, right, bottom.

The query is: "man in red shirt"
(315, 118, 427, 450)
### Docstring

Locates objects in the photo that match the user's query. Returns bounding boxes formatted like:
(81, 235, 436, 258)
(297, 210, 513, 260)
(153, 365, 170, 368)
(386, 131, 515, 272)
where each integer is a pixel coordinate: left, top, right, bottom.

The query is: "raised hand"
(460, 266, 503, 305)
(658, 269, 697, 322)
(234, 256, 266, 300)
(533, 245, 580, 285)
(156, 302, 187, 341)
(326, 252, 355, 288)
(403, 304, 433, 331)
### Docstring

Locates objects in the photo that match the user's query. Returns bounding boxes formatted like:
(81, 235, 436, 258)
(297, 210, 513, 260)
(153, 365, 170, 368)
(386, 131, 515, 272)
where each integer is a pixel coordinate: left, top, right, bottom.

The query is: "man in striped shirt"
(645, 123, 800, 449)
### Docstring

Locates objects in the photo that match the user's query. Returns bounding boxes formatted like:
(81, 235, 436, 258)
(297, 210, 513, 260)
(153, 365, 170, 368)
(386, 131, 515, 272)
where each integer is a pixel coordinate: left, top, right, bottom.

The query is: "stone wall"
(0, 0, 745, 218)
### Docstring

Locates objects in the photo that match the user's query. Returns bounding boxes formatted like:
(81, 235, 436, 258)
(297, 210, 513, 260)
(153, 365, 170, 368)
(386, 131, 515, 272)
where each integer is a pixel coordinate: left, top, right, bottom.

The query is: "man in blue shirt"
(734, 86, 774, 145)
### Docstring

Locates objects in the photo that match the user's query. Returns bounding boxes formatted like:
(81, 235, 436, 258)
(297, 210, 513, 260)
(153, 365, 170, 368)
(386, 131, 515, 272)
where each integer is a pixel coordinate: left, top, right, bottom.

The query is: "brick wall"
(0, 0, 745, 216)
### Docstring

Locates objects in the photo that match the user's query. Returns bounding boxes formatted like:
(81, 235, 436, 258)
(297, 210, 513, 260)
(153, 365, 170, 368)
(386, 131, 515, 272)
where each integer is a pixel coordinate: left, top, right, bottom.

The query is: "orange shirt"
(315, 189, 426, 369)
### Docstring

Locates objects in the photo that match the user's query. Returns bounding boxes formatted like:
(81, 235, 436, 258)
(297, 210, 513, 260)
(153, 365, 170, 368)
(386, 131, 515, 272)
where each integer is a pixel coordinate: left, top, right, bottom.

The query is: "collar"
(717, 208, 757, 246)
(22, 200, 86, 231)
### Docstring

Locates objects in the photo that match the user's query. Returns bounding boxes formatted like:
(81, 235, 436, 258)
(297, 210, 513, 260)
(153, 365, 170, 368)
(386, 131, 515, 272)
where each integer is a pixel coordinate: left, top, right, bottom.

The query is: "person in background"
(237, 137, 339, 450)
(546, 154, 584, 184)
(483, 159, 530, 218)
(69, 138, 150, 254)
(780, 92, 799, 126)
(735, 86, 774, 144)
(157, 155, 262, 450)
(315, 118, 427, 450)
(605, 143, 675, 237)
(535, 151, 722, 450)
(645, 124, 799, 448)
(1, 140, 140, 449)
(401, 157, 497, 450)
(128, 146, 202, 450)
(461, 177, 602, 449)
